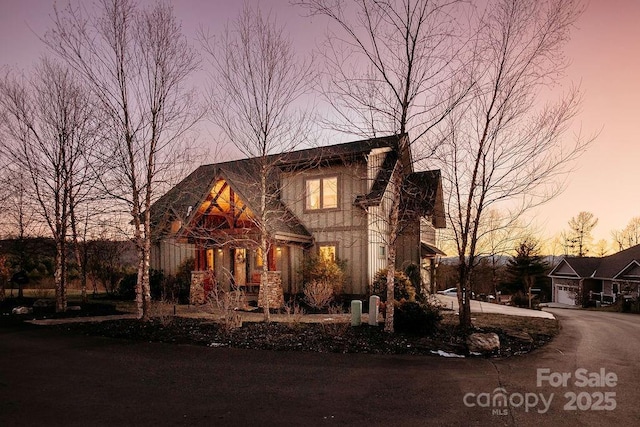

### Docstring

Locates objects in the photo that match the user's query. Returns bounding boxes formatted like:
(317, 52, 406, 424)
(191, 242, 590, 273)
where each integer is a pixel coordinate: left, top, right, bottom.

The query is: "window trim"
(304, 175, 339, 211)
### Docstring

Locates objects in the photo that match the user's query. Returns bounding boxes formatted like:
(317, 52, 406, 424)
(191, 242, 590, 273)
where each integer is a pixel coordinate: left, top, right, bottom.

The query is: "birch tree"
(203, 4, 315, 321)
(0, 59, 100, 312)
(44, 0, 200, 320)
(298, 0, 466, 332)
(436, 0, 590, 328)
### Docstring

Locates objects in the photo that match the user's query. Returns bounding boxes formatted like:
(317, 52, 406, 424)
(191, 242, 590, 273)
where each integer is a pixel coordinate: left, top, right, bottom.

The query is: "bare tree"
(0, 166, 39, 239)
(0, 58, 100, 312)
(299, 0, 466, 332)
(435, 0, 590, 328)
(563, 211, 598, 257)
(202, 5, 315, 321)
(44, 0, 200, 320)
(611, 216, 640, 251)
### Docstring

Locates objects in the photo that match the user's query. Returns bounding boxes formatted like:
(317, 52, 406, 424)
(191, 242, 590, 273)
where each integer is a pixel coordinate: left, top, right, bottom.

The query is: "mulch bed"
(49, 316, 554, 357)
(1, 298, 556, 357)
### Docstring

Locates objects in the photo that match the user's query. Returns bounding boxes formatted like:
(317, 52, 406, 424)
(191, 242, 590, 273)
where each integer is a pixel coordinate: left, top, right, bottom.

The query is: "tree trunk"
(456, 264, 472, 330)
(384, 166, 402, 333)
(260, 172, 270, 322)
(54, 240, 67, 313)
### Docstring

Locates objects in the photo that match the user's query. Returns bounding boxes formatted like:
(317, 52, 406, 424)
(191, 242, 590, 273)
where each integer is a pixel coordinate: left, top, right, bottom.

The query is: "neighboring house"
(548, 244, 640, 305)
(149, 134, 446, 304)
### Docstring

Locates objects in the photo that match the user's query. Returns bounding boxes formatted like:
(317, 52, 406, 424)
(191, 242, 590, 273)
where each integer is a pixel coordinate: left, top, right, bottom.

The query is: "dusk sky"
(1, 0, 638, 248)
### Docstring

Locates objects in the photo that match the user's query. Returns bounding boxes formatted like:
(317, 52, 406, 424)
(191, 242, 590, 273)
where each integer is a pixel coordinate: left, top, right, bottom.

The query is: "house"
(149, 134, 446, 305)
(548, 244, 640, 305)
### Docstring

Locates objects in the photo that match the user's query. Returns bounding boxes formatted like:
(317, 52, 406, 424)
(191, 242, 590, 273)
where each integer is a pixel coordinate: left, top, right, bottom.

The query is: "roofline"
(548, 258, 581, 278)
(613, 260, 640, 280)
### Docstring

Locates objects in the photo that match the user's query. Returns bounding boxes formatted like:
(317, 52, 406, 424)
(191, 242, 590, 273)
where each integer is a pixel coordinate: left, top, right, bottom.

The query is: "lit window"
(255, 248, 263, 267)
(306, 177, 338, 210)
(306, 179, 321, 210)
(319, 245, 336, 262)
(323, 177, 337, 208)
(206, 249, 214, 270)
(378, 245, 386, 259)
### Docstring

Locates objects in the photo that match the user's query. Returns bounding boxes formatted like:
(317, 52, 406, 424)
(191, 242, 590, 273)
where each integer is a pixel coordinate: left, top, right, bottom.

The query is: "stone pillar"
(190, 271, 207, 304)
(258, 271, 285, 309)
(368, 295, 380, 326)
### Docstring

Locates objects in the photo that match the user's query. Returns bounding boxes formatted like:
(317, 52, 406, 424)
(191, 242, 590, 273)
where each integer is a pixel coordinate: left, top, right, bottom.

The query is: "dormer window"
(306, 176, 338, 210)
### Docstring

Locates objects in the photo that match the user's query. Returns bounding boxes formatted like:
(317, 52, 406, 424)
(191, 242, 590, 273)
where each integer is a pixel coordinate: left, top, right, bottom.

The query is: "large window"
(306, 176, 338, 210)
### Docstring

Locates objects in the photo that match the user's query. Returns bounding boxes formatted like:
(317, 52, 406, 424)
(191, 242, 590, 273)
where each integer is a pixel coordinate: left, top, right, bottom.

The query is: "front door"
(234, 248, 247, 286)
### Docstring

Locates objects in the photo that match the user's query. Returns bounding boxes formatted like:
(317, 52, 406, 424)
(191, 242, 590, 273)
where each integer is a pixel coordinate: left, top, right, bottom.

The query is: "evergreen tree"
(502, 238, 550, 301)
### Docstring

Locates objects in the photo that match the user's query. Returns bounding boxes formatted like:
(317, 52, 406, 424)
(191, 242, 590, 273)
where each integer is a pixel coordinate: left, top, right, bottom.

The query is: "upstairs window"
(306, 176, 338, 210)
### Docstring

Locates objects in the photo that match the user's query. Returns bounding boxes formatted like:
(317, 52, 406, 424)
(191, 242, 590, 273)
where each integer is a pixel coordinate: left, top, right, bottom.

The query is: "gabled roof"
(216, 159, 311, 240)
(354, 150, 398, 207)
(276, 134, 406, 169)
(150, 134, 408, 240)
(402, 170, 446, 228)
(549, 244, 640, 281)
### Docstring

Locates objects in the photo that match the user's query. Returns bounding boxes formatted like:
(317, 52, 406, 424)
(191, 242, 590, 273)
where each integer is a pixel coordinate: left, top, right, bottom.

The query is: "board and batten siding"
(281, 162, 370, 294)
(150, 238, 195, 275)
(367, 174, 394, 288)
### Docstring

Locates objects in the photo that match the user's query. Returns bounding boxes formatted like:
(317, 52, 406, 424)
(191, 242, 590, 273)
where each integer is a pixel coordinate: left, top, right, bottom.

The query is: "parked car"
(437, 287, 458, 296)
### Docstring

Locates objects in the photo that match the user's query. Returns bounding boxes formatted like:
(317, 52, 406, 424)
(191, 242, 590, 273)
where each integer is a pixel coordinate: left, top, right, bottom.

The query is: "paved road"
(0, 309, 638, 426)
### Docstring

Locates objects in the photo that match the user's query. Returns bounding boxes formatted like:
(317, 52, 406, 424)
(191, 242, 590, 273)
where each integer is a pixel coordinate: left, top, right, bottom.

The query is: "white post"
(368, 295, 380, 326)
(351, 300, 362, 326)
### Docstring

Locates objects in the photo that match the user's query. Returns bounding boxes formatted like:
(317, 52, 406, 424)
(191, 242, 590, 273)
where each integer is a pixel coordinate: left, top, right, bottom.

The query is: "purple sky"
(1, 0, 639, 248)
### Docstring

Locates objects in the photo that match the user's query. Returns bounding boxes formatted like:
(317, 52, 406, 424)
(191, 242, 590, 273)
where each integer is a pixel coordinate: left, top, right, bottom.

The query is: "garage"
(556, 285, 577, 305)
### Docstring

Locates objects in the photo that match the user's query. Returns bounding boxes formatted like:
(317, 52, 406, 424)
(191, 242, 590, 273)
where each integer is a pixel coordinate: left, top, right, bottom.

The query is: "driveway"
(1, 309, 638, 426)
(436, 295, 556, 319)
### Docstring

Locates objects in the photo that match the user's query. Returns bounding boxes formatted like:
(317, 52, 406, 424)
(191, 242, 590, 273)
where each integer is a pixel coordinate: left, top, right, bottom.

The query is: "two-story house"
(149, 134, 445, 305)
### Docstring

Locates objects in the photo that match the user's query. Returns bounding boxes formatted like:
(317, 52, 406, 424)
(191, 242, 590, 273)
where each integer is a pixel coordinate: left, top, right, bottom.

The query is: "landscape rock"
(504, 330, 533, 343)
(467, 332, 500, 354)
(12, 306, 33, 315)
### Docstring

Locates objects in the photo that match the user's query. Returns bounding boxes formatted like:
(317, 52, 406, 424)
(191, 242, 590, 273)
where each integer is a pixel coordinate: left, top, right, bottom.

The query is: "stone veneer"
(189, 271, 210, 305)
(189, 270, 284, 308)
(257, 271, 284, 309)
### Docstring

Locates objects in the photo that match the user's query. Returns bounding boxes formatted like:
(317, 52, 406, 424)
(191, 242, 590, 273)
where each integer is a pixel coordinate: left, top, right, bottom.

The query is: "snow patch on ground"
(430, 350, 465, 358)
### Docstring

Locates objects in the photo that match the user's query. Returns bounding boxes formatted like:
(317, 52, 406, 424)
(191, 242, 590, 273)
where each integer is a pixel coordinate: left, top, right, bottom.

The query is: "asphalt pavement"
(0, 308, 638, 426)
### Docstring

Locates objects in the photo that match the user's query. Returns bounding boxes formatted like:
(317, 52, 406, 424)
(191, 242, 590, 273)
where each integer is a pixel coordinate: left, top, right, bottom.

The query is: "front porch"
(190, 269, 285, 309)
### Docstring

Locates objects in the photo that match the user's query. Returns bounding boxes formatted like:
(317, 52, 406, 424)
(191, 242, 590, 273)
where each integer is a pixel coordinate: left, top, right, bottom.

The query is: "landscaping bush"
(404, 263, 423, 297)
(371, 268, 416, 302)
(300, 256, 346, 295)
(150, 258, 193, 304)
(510, 291, 529, 308)
(394, 300, 442, 336)
(303, 280, 334, 310)
(117, 273, 137, 300)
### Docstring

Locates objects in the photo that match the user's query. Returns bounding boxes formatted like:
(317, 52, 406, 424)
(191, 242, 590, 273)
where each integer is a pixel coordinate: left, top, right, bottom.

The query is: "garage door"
(556, 285, 577, 305)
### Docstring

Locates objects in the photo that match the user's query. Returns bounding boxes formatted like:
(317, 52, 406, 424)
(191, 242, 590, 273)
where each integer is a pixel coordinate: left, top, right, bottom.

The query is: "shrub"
(303, 280, 334, 310)
(371, 268, 416, 302)
(404, 263, 423, 297)
(149, 269, 165, 300)
(394, 300, 442, 336)
(118, 273, 138, 300)
(300, 256, 346, 295)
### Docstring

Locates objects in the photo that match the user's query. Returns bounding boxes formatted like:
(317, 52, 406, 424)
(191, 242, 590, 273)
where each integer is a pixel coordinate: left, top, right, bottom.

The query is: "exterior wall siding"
(281, 162, 369, 294)
(150, 238, 195, 275)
